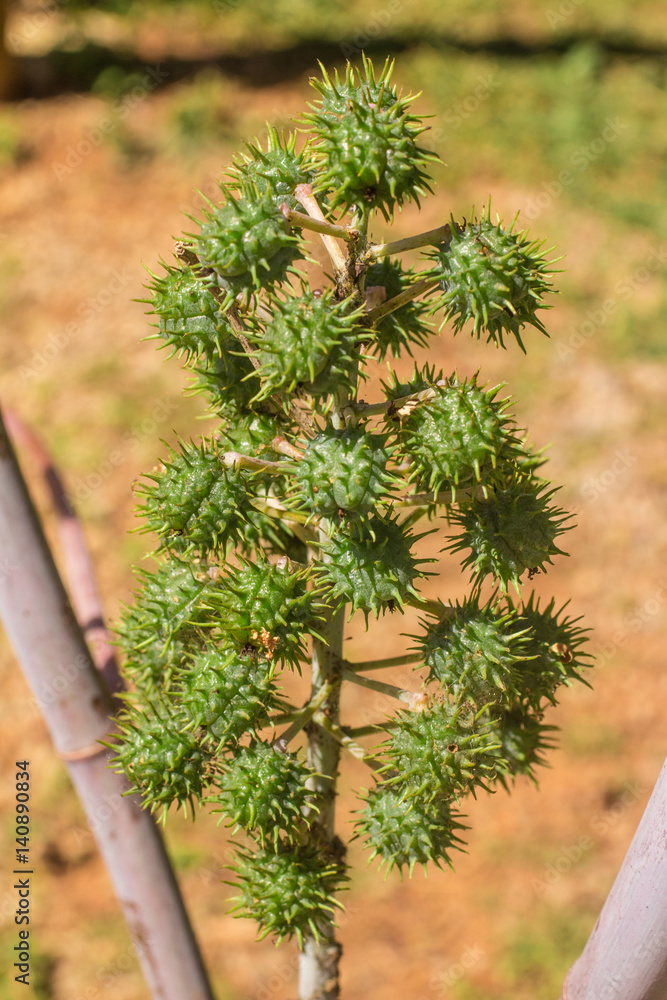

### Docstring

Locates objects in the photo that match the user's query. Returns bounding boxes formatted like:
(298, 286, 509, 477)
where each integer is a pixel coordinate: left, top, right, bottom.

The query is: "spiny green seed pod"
(135, 438, 263, 556)
(490, 704, 557, 785)
(203, 557, 324, 667)
(395, 373, 523, 497)
(382, 702, 501, 798)
(144, 264, 231, 362)
(380, 362, 443, 404)
(110, 701, 216, 817)
(191, 348, 262, 416)
(364, 258, 433, 360)
(176, 645, 276, 748)
(226, 127, 313, 202)
(211, 741, 316, 844)
(246, 285, 364, 402)
(425, 212, 555, 350)
(319, 515, 433, 620)
(193, 185, 303, 298)
(303, 56, 435, 221)
(512, 594, 592, 708)
(116, 557, 221, 671)
(356, 783, 467, 875)
(447, 475, 572, 593)
(228, 842, 347, 946)
(294, 427, 396, 520)
(417, 598, 530, 709)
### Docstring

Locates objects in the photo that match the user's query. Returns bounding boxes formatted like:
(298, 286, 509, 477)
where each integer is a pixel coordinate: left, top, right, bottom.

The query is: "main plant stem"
(300, 523, 346, 1000)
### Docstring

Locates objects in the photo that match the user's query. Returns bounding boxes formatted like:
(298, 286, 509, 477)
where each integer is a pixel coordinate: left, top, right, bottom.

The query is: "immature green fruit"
(116, 557, 222, 679)
(135, 439, 262, 556)
(295, 427, 395, 519)
(303, 56, 435, 221)
(177, 645, 276, 748)
(247, 285, 364, 402)
(192, 347, 262, 416)
(146, 264, 231, 362)
(194, 185, 303, 299)
(513, 594, 592, 708)
(320, 515, 432, 619)
(202, 557, 324, 668)
(356, 783, 467, 875)
(425, 213, 555, 350)
(490, 703, 557, 784)
(395, 372, 523, 497)
(226, 126, 313, 202)
(365, 258, 433, 360)
(211, 741, 316, 844)
(418, 598, 530, 709)
(382, 702, 501, 798)
(447, 474, 571, 593)
(110, 702, 215, 817)
(229, 843, 347, 946)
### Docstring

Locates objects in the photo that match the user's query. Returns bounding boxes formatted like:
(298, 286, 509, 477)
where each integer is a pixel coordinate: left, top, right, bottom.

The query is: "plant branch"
(366, 222, 453, 259)
(294, 183, 348, 277)
(281, 203, 358, 243)
(0, 406, 215, 1000)
(3, 408, 124, 700)
(344, 379, 448, 419)
(343, 654, 423, 671)
(312, 710, 383, 772)
(364, 277, 439, 326)
(273, 682, 333, 749)
(405, 595, 457, 620)
(341, 668, 425, 708)
(220, 451, 289, 474)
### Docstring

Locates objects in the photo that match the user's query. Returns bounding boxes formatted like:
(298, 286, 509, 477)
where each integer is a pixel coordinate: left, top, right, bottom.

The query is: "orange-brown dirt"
(0, 46, 666, 1000)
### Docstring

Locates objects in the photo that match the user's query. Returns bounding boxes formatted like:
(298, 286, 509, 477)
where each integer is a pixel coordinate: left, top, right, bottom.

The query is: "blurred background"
(1, 1, 666, 998)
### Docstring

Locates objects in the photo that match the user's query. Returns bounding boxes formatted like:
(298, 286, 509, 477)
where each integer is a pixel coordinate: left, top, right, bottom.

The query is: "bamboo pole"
(0, 406, 215, 1000)
(561, 756, 667, 1000)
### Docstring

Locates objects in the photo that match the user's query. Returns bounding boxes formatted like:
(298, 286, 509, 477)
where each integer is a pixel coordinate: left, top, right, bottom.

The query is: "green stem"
(366, 222, 453, 259)
(281, 204, 359, 243)
(220, 451, 288, 474)
(341, 668, 420, 704)
(347, 722, 398, 737)
(274, 682, 333, 748)
(404, 595, 456, 619)
(364, 277, 439, 326)
(300, 523, 345, 1000)
(343, 654, 422, 671)
(312, 710, 383, 772)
